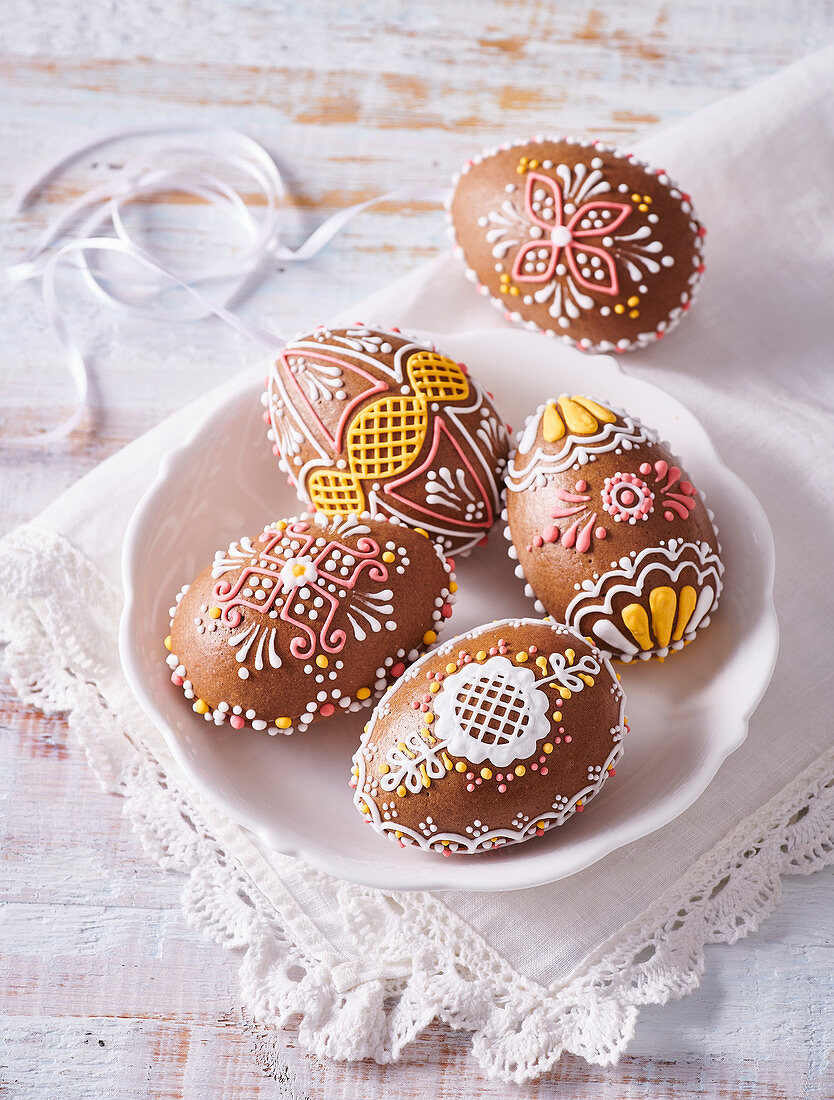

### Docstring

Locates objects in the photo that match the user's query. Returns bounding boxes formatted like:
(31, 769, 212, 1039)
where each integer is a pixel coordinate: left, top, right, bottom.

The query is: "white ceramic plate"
(120, 329, 778, 892)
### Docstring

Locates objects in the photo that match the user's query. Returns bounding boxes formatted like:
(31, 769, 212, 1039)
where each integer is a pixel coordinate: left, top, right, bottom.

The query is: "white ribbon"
(5, 123, 447, 445)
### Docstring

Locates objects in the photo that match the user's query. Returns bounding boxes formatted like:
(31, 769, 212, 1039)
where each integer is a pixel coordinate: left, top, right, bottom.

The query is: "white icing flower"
(434, 655, 550, 768)
(280, 556, 317, 590)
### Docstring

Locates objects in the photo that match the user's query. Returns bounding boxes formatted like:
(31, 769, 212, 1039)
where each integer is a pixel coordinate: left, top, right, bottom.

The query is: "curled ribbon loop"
(5, 123, 446, 445)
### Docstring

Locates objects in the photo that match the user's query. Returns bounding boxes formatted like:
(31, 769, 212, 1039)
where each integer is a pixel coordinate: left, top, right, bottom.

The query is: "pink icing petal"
(561, 518, 581, 548)
(511, 239, 559, 284)
(556, 489, 591, 503)
(568, 199, 632, 237)
(523, 171, 564, 230)
(654, 459, 668, 481)
(566, 241, 619, 296)
(575, 513, 597, 554)
(542, 524, 560, 543)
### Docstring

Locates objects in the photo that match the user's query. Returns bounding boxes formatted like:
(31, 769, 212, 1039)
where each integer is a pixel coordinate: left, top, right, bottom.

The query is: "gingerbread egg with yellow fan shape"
(264, 326, 511, 556)
(503, 395, 724, 662)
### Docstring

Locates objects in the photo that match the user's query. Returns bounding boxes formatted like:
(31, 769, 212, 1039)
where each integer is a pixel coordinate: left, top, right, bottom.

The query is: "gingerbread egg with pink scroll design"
(264, 326, 511, 556)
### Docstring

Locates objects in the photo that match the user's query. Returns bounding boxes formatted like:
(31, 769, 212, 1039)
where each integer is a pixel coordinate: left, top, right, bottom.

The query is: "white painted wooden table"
(1, 3, 833, 1096)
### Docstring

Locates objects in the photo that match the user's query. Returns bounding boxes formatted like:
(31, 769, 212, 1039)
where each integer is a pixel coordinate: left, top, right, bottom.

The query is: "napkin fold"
(2, 45, 834, 1083)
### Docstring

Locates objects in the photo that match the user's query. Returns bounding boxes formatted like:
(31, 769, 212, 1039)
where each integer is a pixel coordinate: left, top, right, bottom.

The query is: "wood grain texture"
(2, 1, 833, 1096)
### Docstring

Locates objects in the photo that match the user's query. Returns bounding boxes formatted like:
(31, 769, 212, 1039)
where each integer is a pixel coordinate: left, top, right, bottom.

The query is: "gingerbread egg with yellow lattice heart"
(264, 326, 511, 556)
(448, 136, 705, 353)
(503, 396, 724, 662)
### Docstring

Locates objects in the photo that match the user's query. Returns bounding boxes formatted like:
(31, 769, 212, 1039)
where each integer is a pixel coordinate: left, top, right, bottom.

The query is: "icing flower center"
(550, 225, 573, 247)
(280, 555, 317, 589)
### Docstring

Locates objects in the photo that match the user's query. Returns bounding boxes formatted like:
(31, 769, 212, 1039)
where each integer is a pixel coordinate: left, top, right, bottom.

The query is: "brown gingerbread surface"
(449, 137, 704, 353)
(504, 396, 724, 662)
(166, 513, 455, 734)
(264, 325, 510, 556)
(352, 618, 626, 855)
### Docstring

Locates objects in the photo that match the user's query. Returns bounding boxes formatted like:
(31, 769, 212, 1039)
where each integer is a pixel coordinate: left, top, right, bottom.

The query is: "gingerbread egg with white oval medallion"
(504, 396, 724, 662)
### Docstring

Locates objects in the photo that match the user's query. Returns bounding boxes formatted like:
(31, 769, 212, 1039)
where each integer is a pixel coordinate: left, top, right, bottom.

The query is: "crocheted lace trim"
(2, 523, 832, 1084)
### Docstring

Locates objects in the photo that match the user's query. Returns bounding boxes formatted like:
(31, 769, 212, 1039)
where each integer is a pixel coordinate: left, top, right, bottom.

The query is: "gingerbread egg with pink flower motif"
(503, 395, 724, 662)
(448, 136, 705, 352)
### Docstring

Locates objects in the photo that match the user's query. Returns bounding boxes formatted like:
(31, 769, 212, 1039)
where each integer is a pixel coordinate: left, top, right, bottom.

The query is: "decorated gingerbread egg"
(352, 618, 626, 854)
(165, 513, 456, 734)
(264, 326, 510, 556)
(504, 396, 724, 662)
(448, 136, 705, 353)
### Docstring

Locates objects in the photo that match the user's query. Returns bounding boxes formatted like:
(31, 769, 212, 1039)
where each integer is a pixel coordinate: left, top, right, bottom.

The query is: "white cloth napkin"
(2, 46, 833, 1084)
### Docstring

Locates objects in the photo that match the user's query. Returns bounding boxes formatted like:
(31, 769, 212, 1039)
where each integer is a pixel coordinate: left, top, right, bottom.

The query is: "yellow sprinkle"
(449, 581, 458, 593)
(454, 761, 467, 773)
(378, 763, 390, 775)
(395, 830, 403, 838)
(500, 273, 511, 283)
(316, 655, 328, 668)
(420, 765, 431, 789)
(631, 192, 641, 202)
(528, 158, 539, 168)
(424, 712, 434, 724)
(276, 521, 287, 530)
(361, 803, 370, 815)
(500, 286, 509, 293)
(397, 785, 407, 798)
(364, 723, 370, 732)
(644, 195, 652, 203)
(441, 839, 450, 847)
(423, 630, 437, 645)
(476, 650, 487, 661)
(446, 663, 457, 674)
(514, 765, 526, 777)
(164, 635, 172, 651)
(543, 743, 553, 754)
(515, 651, 528, 663)
(614, 303, 625, 315)
(565, 648, 576, 663)
(638, 203, 648, 212)
(351, 766, 358, 776)
(552, 711, 562, 722)
(209, 606, 222, 619)
(275, 716, 292, 729)
(194, 699, 209, 715)
(414, 528, 429, 538)
(429, 682, 440, 694)
(480, 767, 493, 780)
(536, 821, 546, 829)
(627, 296, 640, 307)
(382, 551, 396, 563)
(509, 286, 520, 296)
(356, 687, 371, 700)
(629, 309, 640, 319)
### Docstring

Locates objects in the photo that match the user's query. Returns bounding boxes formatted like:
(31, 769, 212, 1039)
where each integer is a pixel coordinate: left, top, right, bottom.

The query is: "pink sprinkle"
(540, 767, 548, 776)
(272, 444, 280, 456)
(262, 410, 270, 423)
(680, 480, 695, 495)
(446, 558, 456, 572)
(639, 462, 652, 475)
(466, 783, 475, 792)
(620, 489, 635, 506)
(506, 772, 514, 781)
(532, 535, 543, 548)
(391, 662, 405, 677)
(496, 773, 504, 782)
(320, 703, 335, 717)
(531, 763, 539, 771)
(574, 479, 587, 492)
(420, 703, 428, 712)
(595, 527, 607, 539)
(171, 673, 183, 686)
(230, 716, 245, 730)
(558, 727, 565, 734)
(664, 510, 675, 521)
(555, 737, 561, 744)
(441, 603, 453, 618)
(410, 701, 420, 710)
(466, 772, 474, 781)
(498, 784, 507, 793)
(489, 646, 497, 655)
(426, 671, 434, 679)
(464, 655, 472, 663)
(565, 735, 572, 743)
(475, 777, 482, 785)
(539, 756, 546, 764)
(542, 525, 559, 544)
(529, 645, 537, 654)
